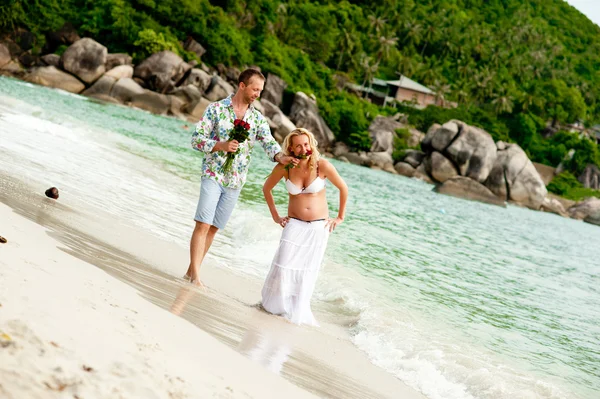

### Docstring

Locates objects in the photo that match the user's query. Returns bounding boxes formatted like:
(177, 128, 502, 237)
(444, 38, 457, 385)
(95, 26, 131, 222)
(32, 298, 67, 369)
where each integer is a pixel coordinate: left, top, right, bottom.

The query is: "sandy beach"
(0, 172, 426, 399)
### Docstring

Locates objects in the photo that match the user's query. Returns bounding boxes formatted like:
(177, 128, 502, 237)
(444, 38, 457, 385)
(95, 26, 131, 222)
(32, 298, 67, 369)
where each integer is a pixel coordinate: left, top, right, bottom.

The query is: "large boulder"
(395, 162, 416, 178)
(332, 142, 350, 157)
(180, 69, 212, 93)
(183, 37, 206, 59)
(0, 43, 12, 68)
(204, 75, 235, 102)
(424, 151, 459, 183)
(368, 115, 404, 154)
(434, 176, 506, 207)
(60, 38, 107, 84)
(43, 23, 80, 54)
(444, 120, 497, 182)
(185, 97, 212, 120)
(105, 65, 133, 80)
(367, 151, 394, 168)
(402, 150, 425, 168)
(578, 164, 600, 190)
(261, 74, 287, 107)
(485, 142, 547, 209)
(130, 90, 171, 115)
(568, 197, 600, 220)
(82, 75, 117, 98)
(289, 92, 335, 150)
(110, 78, 145, 103)
(540, 196, 568, 217)
(134, 51, 191, 93)
(584, 212, 600, 226)
(261, 99, 296, 138)
(25, 66, 85, 93)
(171, 85, 203, 108)
(40, 54, 60, 67)
(421, 121, 459, 153)
(344, 152, 370, 166)
(105, 53, 132, 71)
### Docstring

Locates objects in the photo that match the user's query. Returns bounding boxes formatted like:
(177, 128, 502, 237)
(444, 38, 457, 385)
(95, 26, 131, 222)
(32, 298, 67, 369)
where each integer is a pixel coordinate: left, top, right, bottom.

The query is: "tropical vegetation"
(2, 0, 600, 198)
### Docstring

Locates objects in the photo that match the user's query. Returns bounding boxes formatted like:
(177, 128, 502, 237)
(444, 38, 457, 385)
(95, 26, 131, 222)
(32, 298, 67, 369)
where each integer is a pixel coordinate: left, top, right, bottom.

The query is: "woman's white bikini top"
(285, 161, 326, 195)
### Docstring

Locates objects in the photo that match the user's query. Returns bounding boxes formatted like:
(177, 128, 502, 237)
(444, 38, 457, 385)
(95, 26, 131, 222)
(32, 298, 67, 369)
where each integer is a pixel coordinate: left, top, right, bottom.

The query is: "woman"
(261, 128, 348, 325)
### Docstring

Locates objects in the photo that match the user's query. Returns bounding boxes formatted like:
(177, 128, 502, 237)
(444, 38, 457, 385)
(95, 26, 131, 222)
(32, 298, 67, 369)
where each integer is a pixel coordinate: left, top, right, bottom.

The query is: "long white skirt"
(261, 218, 329, 326)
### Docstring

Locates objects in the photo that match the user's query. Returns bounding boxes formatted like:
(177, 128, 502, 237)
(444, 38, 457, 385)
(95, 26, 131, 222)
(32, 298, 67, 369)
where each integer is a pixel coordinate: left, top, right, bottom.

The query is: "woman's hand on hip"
(326, 217, 343, 232)
(274, 216, 290, 228)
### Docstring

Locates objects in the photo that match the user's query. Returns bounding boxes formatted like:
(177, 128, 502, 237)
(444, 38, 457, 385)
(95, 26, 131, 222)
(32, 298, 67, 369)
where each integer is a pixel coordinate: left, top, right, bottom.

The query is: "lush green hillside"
(2, 0, 600, 192)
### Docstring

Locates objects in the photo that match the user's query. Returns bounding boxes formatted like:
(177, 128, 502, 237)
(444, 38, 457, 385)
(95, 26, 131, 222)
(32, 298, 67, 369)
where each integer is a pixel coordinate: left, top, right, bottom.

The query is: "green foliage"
(547, 172, 600, 201)
(392, 128, 411, 163)
(133, 28, 180, 60)
(4, 0, 600, 176)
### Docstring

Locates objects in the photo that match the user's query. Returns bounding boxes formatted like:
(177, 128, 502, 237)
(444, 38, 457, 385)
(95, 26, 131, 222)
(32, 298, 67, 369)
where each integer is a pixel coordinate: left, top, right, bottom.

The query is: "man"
(185, 69, 297, 286)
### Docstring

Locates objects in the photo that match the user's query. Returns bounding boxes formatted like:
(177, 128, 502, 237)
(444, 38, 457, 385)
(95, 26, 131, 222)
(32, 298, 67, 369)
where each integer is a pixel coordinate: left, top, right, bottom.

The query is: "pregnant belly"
(288, 194, 328, 221)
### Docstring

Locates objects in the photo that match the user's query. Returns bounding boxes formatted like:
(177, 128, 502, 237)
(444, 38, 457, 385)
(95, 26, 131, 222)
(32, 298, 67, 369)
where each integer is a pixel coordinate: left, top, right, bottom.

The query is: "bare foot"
(189, 277, 206, 289)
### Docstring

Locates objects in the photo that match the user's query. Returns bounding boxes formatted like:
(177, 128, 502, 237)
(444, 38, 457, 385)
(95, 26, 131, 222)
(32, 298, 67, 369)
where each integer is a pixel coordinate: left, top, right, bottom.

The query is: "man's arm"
(255, 118, 299, 167)
(191, 105, 239, 153)
(191, 105, 218, 153)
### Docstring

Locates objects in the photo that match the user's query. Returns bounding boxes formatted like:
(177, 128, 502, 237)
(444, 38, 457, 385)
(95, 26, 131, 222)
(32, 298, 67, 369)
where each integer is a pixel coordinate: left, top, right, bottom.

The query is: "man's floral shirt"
(191, 95, 281, 189)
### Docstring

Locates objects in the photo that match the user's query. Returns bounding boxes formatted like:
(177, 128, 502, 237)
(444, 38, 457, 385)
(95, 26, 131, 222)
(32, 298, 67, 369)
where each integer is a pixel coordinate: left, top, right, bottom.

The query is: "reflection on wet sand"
(0, 173, 424, 399)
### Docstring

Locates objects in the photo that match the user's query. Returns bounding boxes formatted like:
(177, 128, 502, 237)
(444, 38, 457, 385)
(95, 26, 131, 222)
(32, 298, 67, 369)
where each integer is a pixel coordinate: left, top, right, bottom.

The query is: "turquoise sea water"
(1, 76, 599, 399)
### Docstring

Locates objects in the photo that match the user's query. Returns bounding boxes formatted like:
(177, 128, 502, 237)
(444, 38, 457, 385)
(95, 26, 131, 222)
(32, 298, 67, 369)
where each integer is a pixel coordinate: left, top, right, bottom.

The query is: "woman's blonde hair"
(282, 128, 321, 170)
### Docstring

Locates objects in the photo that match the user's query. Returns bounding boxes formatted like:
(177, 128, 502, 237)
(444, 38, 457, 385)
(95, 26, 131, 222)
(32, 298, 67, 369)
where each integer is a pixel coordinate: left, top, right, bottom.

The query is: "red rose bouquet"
(222, 119, 251, 173)
(284, 150, 312, 171)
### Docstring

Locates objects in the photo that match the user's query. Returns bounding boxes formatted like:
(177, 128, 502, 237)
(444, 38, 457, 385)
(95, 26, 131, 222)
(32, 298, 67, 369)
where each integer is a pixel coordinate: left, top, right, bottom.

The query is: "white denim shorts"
(194, 178, 241, 229)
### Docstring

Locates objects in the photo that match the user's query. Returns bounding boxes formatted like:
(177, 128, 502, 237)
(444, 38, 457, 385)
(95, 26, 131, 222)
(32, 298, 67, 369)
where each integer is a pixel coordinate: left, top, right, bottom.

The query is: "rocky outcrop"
(578, 164, 600, 190)
(183, 37, 206, 59)
(130, 90, 171, 115)
(368, 115, 424, 154)
(485, 142, 547, 209)
(105, 53, 132, 70)
(434, 176, 506, 207)
(0, 43, 10, 68)
(289, 92, 335, 150)
(395, 162, 416, 177)
(540, 196, 568, 217)
(40, 54, 60, 67)
(185, 97, 212, 120)
(424, 151, 459, 183)
(568, 197, 600, 220)
(25, 66, 85, 93)
(584, 212, 600, 226)
(444, 120, 497, 183)
(262, 74, 287, 107)
(82, 75, 117, 98)
(105, 65, 133, 79)
(110, 78, 146, 103)
(261, 99, 296, 140)
(60, 38, 107, 84)
(203, 75, 234, 101)
(369, 115, 403, 154)
(43, 23, 80, 54)
(181, 69, 212, 93)
(402, 150, 425, 168)
(421, 121, 458, 153)
(134, 51, 191, 93)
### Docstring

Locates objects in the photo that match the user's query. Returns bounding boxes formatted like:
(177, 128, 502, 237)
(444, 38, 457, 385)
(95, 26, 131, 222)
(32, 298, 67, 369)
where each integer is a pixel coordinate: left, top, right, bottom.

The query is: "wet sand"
(0, 172, 425, 399)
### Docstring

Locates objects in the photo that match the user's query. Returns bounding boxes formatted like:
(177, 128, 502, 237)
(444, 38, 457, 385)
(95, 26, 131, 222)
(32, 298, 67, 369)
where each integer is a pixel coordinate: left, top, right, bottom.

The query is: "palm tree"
(403, 19, 422, 46)
(360, 53, 379, 97)
(376, 35, 398, 64)
(336, 28, 356, 71)
(491, 89, 514, 114)
(368, 14, 387, 36)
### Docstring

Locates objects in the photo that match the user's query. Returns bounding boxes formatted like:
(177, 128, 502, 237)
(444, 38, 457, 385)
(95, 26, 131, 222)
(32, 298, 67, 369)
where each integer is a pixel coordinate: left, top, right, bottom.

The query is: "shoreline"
(0, 173, 426, 399)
